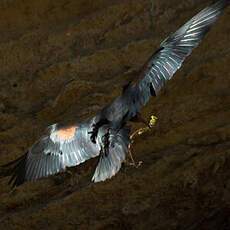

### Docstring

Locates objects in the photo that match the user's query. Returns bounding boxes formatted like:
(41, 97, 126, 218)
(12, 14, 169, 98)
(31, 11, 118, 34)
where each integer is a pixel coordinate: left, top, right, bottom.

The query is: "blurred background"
(0, 0, 229, 229)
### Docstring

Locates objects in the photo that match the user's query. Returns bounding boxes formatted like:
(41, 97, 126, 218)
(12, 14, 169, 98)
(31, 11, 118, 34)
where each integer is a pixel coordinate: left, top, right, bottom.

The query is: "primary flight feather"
(2, 0, 229, 187)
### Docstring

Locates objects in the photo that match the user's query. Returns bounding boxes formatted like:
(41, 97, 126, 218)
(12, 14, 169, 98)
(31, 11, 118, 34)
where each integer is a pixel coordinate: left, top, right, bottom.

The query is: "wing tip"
(4, 152, 28, 188)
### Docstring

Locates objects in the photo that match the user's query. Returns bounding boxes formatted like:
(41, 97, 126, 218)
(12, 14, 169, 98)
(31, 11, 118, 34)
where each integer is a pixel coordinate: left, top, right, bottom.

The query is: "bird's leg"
(127, 115, 158, 167)
(131, 115, 158, 139)
(127, 142, 143, 168)
(88, 118, 109, 143)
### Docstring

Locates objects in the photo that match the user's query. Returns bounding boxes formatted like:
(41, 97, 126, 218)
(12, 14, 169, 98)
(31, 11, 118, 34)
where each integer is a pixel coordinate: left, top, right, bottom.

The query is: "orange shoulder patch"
(56, 126, 77, 141)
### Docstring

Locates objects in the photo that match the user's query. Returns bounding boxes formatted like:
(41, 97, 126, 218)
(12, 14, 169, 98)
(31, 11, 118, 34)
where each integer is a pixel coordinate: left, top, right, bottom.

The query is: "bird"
(1, 0, 229, 187)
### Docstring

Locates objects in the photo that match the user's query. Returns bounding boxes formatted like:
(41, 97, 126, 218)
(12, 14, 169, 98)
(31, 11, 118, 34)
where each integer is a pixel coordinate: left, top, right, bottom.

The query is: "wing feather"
(103, 0, 228, 123)
(5, 122, 102, 186)
(92, 127, 130, 182)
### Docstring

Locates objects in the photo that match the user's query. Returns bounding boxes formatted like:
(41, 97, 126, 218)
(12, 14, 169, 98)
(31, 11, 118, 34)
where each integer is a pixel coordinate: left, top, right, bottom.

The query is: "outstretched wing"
(100, 0, 229, 124)
(3, 123, 101, 187)
(137, 0, 229, 99)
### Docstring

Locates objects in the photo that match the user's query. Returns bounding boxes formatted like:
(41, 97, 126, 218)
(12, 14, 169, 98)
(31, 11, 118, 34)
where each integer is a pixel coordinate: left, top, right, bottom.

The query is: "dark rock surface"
(0, 0, 230, 229)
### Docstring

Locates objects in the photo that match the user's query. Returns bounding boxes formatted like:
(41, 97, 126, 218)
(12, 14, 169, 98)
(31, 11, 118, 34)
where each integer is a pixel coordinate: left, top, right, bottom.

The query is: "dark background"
(0, 0, 230, 229)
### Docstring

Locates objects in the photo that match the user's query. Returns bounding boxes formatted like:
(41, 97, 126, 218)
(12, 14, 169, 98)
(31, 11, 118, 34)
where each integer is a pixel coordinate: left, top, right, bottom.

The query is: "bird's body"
(2, 0, 229, 187)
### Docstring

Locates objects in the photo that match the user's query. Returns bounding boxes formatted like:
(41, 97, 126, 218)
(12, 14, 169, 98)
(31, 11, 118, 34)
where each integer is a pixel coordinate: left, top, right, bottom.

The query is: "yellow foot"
(130, 115, 158, 139)
(149, 115, 158, 128)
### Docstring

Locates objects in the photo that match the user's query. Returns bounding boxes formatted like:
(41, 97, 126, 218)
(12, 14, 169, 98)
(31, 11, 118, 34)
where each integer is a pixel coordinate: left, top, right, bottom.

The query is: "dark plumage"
(1, 0, 229, 187)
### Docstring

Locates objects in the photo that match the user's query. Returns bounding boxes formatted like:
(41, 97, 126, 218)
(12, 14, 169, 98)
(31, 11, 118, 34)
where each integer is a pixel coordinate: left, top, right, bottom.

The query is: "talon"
(101, 129, 110, 156)
(88, 119, 110, 144)
(136, 161, 143, 168)
(91, 134, 97, 144)
(88, 124, 98, 143)
(127, 161, 143, 168)
(88, 131, 97, 143)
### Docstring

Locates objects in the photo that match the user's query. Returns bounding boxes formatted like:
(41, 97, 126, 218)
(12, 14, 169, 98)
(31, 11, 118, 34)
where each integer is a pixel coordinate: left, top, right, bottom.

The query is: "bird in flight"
(2, 0, 229, 187)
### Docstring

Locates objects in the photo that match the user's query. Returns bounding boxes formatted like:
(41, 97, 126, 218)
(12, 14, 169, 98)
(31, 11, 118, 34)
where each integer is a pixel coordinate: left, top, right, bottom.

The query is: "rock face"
(0, 0, 230, 229)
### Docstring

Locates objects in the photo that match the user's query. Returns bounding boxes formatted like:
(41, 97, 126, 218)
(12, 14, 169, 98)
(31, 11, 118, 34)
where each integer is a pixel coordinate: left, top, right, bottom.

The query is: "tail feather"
(92, 127, 130, 182)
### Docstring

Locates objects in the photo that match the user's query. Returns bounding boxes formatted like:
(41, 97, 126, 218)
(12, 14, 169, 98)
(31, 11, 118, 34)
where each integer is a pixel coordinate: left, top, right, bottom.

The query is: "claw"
(89, 132, 97, 143)
(127, 160, 143, 168)
(101, 129, 110, 156)
(88, 132, 97, 143)
(88, 118, 110, 144)
(88, 124, 98, 144)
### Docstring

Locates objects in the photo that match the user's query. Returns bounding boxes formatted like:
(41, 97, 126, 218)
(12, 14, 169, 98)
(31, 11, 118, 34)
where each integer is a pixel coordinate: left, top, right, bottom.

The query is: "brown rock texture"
(0, 0, 230, 229)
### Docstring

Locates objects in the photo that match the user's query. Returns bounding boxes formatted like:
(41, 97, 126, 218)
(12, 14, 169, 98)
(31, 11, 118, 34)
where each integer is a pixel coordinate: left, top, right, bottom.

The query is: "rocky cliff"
(0, 0, 230, 229)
